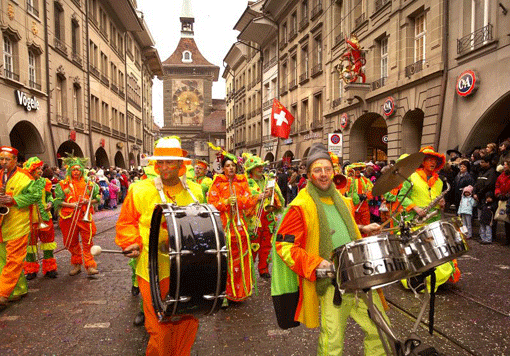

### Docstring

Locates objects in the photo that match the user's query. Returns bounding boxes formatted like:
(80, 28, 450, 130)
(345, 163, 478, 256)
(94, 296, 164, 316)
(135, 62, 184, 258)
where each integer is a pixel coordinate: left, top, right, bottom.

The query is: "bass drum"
(148, 203, 227, 322)
(333, 234, 411, 291)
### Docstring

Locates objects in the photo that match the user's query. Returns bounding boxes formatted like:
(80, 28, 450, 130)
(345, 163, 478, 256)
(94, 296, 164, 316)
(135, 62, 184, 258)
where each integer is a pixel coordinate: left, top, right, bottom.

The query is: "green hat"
(62, 153, 88, 177)
(23, 156, 43, 173)
(242, 152, 268, 173)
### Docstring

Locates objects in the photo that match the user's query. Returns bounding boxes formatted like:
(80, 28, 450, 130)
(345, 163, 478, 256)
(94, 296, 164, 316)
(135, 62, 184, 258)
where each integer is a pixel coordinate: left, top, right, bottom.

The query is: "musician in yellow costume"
(116, 136, 204, 356)
(0, 146, 39, 306)
(194, 159, 213, 197)
(23, 157, 58, 280)
(54, 155, 101, 276)
(397, 146, 460, 291)
(243, 153, 284, 279)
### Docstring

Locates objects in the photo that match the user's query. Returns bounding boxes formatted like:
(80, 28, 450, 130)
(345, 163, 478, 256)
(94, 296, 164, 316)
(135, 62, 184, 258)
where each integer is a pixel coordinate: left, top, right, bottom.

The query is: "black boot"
(26, 272, 37, 280)
(45, 270, 58, 278)
(133, 311, 145, 326)
(131, 286, 140, 296)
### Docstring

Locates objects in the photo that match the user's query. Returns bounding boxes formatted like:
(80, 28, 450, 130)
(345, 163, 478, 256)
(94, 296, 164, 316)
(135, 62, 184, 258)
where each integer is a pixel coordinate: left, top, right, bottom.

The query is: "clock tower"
(161, 0, 220, 157)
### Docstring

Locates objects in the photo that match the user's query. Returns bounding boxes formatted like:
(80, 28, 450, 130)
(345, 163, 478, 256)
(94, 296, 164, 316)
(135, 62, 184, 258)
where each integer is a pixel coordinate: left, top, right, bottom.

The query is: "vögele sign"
(15, 90, 40, 111)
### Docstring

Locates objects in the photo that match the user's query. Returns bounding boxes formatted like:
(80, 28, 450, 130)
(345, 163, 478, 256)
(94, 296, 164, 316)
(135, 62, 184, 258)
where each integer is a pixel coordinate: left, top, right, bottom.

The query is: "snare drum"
(333, 234, 411, 291)
(406, 218, 468, 274)
(148, 203, 227, 322)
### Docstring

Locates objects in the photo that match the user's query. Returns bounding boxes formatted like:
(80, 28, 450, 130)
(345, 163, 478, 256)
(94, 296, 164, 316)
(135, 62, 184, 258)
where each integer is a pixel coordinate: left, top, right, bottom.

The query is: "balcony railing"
(111, 83, 118, 93)
(74, 120, 85, 130)
(280, 85, 288, 95)
(118, 88, 125, 98)
(128, 135, 135, 142)
(289, 79, 298, 90)
(72, 52, 82, 66)
(263, 56, 278, 72)
(247, 111, 252, 119)
(102, 124, 111, 134)
(90, 16, 98, 28)
(374, 0, 390, 13)
(354, 13, 366, 28)
(263, 99, 274, 110)
(136, 138, 143, 145)
(288, 28, 297, 41)
(405, 60, 424, 78)
(457, 24, 493, 55)
(27, 2, 39, 17)
(332, 97, 342, 108)
(311, 2, 323, 20)
(299, 71, 309, 84)
(90, 65, 100, 78)
(4, 69, 20, 81)
(299, 17, 309, 32)
(91, 120, 101, 130)
(311, 63, 322, 77)
(54, 37, 67, 55)
(371, 77, 387, 90)
(29, 80, 41, 90)
(235, 140, 245, 148)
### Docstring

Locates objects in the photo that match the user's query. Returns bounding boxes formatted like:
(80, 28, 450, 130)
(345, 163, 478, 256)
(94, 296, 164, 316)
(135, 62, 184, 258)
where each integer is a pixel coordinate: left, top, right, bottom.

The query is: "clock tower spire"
(180, 0, 194, 38)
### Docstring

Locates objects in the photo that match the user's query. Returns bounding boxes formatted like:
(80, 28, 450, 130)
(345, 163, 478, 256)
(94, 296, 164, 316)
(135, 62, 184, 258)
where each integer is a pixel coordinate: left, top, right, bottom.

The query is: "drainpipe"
(434, 0, 449, 151)
(85, 1, 94, 166)
(43, 0, 57, 166)
(124, 32, 130, 169)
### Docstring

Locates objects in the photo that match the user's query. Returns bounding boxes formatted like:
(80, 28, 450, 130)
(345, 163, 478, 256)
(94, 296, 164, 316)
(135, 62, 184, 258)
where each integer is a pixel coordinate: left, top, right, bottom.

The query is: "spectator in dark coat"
(495, 159, 510, 245)
(473, 157, 498, 203)
(496, 139, 510, 173)
(277, 168, 289, 206)
(470, 149, 482, 180)
(454, 160, 475, 208)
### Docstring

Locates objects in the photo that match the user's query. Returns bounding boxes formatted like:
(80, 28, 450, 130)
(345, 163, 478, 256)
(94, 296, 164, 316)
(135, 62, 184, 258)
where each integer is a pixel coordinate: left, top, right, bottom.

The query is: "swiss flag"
(271, 99, 295, 139)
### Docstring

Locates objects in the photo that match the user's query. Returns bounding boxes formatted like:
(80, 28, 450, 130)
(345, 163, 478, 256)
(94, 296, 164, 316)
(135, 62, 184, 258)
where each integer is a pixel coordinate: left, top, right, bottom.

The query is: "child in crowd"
(108, 178, 120, 209)
(479, 191, 497, 244)
(457, 185, 476, 239)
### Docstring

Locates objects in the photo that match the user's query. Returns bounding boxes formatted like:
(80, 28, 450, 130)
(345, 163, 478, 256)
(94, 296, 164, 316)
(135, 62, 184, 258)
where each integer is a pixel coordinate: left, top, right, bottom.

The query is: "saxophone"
(414, 182, 450, 224)
(0, 169, 9, 225)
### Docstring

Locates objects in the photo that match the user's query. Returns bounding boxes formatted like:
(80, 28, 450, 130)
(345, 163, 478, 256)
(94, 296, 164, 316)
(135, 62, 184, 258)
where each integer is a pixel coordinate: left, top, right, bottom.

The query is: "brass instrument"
(82, 183, 96, 223)
(0, 168, 10, 218)
(228, 182, 242, 227)
(36, 204, 50, 230)
(414, 182, 450, 224)
(264, 178, 278, 213)
(64, 182, 92, 248)
(333, 173, 347, 189)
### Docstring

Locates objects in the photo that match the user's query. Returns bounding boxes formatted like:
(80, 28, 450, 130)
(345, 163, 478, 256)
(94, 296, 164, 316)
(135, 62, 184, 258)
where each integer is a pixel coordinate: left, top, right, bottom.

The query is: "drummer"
(271, 143, 388, 356)
(397, 146, 460, 291)
(115, 136, 204, 356)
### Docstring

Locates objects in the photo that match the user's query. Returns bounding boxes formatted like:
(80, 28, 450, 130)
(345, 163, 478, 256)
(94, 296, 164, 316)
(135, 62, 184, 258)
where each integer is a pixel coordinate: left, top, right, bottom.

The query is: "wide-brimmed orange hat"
(419, 146, 445, 171)
(148, 136, 189, 161)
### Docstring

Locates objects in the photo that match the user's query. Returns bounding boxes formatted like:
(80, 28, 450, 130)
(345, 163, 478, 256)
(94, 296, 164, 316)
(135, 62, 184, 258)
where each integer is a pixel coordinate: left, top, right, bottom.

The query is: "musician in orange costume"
(54, 155, 100, 276)
(116, 136, 204, 356)
(207, 153, 257, 302)
(345, 163, 373, 226)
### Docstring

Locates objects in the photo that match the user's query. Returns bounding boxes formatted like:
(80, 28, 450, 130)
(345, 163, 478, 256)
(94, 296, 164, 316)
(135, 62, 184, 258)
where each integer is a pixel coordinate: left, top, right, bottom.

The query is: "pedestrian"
(22, 157, 58, 280)
(271, 142, 388, 355)
(473, 156, 498, 229)
(453, 160, 475, 209)
(496, 139, 510, 173)
(0, 146, 39, 307)
(54, 155, 101, 276)
(457, 185, 476, 239)
(208, 152, 257, 303)
(108, 178, 120, 209)
(194, 159, 213, 198)
(494, 159, 510, 245)
(485, 143, 498, 166)
(277, 168, 289, 205)
(116, 136, 205, 356)
(479, 192, 497, 244)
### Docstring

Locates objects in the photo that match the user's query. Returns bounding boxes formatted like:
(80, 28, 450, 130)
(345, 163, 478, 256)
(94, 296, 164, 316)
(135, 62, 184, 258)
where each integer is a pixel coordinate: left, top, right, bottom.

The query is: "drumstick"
(90, 245, 130, 256)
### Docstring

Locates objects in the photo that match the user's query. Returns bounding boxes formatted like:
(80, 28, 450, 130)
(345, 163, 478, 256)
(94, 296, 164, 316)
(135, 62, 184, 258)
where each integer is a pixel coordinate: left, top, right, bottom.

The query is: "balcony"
(263, 56, 278, 72)
(126, 49, 134, 61)
(371, 77, 387, 90)
(91, 120, 101, 130)
(136, 138, 143, 145)
(280, 85, 288, 96)
(100, 26, 108, 41)
(311, 2, 323, 20)
(118, 88, 125, 98)
(119, 132, 126, 139)
(102, 124, 111, 134)
(405, 60, 424, 78)
(56, 115, 69, 126)
(235, 140, 246, 148)
(299, 71, 309, 84)
(251, 80, 258, 89)
(288, 28, 297, 42)
(72, 52, 82, 66)
(27, 2, 39, 17)
(101, 74, 110, 87)
(90, 64, 100, 79)
(247, 111, 252, 119)
(54, 37, 67, 55)
(299, 17, 309, 32)
(457, 24, 493, 55)
(374, 0, 390, 13)
(263, 99, 274, 111)
(311, 63, 322, 77)
(4, 69, 20, 81)
(289, 79, 298, 91)
(334, 32, 345, 47)
(112, 128, 119, 137)
(332, 97, 342, 108)
(29, 80, 41, 90)
(311, 120, 323, 130)
(246, 139, 259, 147)
(354, 13, 366, 28)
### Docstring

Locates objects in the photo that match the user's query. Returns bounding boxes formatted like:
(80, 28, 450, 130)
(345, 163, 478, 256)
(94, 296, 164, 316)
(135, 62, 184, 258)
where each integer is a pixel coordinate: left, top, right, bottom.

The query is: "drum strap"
(153, 176, 199, 204)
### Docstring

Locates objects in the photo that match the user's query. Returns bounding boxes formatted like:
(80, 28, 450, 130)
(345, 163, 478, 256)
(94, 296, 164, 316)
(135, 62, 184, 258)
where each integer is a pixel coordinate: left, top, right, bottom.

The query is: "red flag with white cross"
(270, 99, 295, 139)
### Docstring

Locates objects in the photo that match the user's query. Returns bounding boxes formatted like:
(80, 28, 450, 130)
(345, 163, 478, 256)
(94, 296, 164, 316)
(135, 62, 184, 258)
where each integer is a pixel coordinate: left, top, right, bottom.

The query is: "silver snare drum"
(333, 234, 411, 291)
(407, 218, 468, 274)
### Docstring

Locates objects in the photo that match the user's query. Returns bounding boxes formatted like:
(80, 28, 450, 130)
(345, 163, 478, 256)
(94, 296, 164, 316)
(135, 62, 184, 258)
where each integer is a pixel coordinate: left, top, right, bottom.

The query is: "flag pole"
(274, 136, 281, 168)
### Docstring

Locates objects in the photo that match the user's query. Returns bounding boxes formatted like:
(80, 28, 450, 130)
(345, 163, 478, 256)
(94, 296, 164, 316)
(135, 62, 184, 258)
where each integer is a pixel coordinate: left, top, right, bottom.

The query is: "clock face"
(172, 80, 204, 125)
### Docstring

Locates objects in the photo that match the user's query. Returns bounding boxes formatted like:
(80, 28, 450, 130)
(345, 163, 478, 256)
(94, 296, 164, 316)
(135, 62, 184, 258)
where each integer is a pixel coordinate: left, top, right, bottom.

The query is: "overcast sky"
(137, 0, 248, 126)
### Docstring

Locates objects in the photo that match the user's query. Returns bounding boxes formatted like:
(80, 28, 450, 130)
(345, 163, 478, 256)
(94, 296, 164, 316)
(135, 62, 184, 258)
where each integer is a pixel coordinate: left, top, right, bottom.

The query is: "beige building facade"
(0, 0, 162, 168)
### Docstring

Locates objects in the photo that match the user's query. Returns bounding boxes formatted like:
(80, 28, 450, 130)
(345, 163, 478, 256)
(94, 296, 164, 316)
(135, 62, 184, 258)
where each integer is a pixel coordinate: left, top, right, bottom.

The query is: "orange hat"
(419, 146, 445, 171)
(195, 160, 208, 169)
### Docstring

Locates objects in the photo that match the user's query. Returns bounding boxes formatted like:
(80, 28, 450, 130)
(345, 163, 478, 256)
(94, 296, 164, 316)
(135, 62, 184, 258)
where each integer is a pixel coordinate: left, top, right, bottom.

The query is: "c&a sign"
(456, 70, 479, 97)
(383, 97, 396, 117)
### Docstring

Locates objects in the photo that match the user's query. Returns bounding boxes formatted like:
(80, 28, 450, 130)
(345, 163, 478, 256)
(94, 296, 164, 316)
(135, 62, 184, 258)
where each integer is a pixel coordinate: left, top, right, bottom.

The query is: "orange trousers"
(0, 234, 28, 298)
(59, 217, 97, 268)
(138, 277, 199, 356)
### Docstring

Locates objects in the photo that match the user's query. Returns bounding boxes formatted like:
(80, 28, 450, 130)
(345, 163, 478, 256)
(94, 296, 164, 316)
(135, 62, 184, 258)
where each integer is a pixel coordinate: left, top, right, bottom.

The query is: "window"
(28, 50, 36, 86)
(301, 45, 308, 78)
(4, 36, 13, 77)
(102, 101, 109, 126)
(414, 13, 426, 62)
(313, 93, 322, 125)
(301, 0, 308, 21)
(54, 2, 64, 41)
(118, 33, 124, 53)
(291, 12, 298, 33)
(72, 20, 79, 55)
(301, 99, 309, 129)
(27, 0, 39, 17)
(56, 76, 66, 119)
(72, 84, 81, 124)
(281, 22, 288, 43)
(380, 37, 388, 79)
(291, 54, 297, 86)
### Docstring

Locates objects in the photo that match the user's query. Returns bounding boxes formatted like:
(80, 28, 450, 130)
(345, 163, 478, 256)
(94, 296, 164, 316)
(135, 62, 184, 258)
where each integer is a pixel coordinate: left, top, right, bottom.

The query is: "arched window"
(182, 50, 192, 63)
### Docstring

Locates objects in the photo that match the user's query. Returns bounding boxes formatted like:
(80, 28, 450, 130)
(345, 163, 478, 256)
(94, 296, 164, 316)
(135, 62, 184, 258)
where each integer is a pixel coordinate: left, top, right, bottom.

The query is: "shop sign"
(283, 138, 293, 145)
(69, 130, 76, 142)
(382, 135, 388, 144)
(328, 133, 343, 157)
(456, 70, 478, 97)
(383, 97, 396, 117)
(100, 138, 105, 147)
(304, 132, 321, 141)
(15, 90, 40, 111)
(340, 113, 349, 130)
(116, 142, 124, 149)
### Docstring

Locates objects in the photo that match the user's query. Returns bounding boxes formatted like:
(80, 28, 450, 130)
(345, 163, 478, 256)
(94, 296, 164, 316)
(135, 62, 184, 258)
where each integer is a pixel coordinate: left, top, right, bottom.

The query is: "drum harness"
(154, 176, 200, 205)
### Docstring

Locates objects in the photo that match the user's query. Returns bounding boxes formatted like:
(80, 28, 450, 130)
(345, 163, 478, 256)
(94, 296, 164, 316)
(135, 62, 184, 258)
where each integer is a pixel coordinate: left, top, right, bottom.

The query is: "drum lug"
(168, 249, 193, 256)
(166, 296, 191, 303)
(198, 211, 210, 218)
(203, 294, 227, 300)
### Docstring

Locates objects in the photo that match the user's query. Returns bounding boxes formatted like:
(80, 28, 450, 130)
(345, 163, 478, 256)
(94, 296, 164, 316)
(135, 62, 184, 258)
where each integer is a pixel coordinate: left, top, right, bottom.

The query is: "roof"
(203, 110, 226, 133)
(212, 99, 226, 111)
(162, 37, 217, 68)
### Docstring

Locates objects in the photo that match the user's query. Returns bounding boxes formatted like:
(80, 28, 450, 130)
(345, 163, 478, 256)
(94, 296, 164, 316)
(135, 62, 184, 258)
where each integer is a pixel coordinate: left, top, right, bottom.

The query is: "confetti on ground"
(81, 300, 107, 305)
(495, 265, 510, 270)
(0, 316, 20, 322)
(267, 329, 290, 336)
(84, 322, 110, 328)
